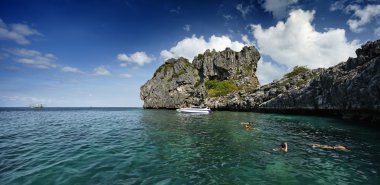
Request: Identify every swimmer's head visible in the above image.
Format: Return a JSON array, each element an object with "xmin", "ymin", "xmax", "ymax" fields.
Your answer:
[{"xmin": 281, "ymin": 142, "xmax": 287, "ymax": 148}]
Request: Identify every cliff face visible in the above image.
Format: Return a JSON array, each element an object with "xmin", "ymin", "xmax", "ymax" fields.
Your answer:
[
  {"xmin": 140, "ymin": 46, "xmax": 261, "ymax": 108},
  {"xmin": 206, "ymin": 67, "xmax": 324, "ymax": 110},
  {"xmin": 193, "ymin": 46, "xmax": 260, "ymax": 91},
  {"xmin": 140, "ymin": 40, "xmax": 380, "ymax": 123},
  {"xmin": 140, "ymin": 57, "xmax": 205, "ymax": 109},
  {"xmin": 259, "ymin": 40, "xmax": 380, "ymax": 116}
]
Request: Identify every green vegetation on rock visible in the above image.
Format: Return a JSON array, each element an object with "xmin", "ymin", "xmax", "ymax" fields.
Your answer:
[
  {"xmin": 196, "ymin": 54, "xmax": 204, "ymax": 60},
  {"xmin": 194, "ymin": 80, "xmax": 201, "ymax": 87},
  {"xmin": 153, "ymin": 63, "xmax": 174, "ymax": 77},
  {"xmin": 296, "ymin": 79, "xmax": 307, "ymax": 87},
  {"xmin": 168, "ymin": 69, "xmax": 186, "ymax": 81},
  {"xmin": 285, "ymin": 66, "xmax": 310, "ymax": 78},
  {"xmin": 243, "ymin": 65, "xmax": 253, "ymax": 75},
  {"xmin": 205, "ymin": 79, "xmax": 238, "ymax": 97}
]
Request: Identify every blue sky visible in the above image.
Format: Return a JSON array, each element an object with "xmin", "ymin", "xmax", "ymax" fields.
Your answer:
[{"xmin": 0, "ymin": 0, "xmax": 379, "ymax": 107}]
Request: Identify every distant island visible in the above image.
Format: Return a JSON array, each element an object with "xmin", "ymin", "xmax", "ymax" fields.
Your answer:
[{"xmin": 140, "ymin": 40, "xmax": 380, "ymax": 124}]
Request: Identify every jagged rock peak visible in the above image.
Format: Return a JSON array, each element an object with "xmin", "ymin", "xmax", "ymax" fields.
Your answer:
[
  {"xmin": 140, "ymin": 57, "xmax": 204, "ymax": 109},
  {"xmin": 193, "ymin": 46, "xmax": 260, "ymax": 90},
  {"xmin": 355, "ymin": 39, "xmax": 380, "ymax": 60},
  {"xmin": 140, "ymin": 45, "xmax": 262, "ymax": 109}
]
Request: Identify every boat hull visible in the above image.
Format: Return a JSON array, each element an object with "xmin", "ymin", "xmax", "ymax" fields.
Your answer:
[{"xmin": 176, "ymin": 108, "xmax": 212, "ymax": 114}]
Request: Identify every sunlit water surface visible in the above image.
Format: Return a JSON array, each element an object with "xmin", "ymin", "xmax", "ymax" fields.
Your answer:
[{"xmin": 0, "ymin": 108, "xmax": 379, "ymax": 184}]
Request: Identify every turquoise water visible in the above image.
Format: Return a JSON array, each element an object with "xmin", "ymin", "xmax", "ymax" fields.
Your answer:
[{"xmin": 0, "ymin": 108, "xmax": 379, "ymax": 184}]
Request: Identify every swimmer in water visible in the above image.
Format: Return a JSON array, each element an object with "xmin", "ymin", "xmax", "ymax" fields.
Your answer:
[
  {"xmin": 242, "ymin": 122, "xmax": 253, "ymax": 130},
  {"xmin": 281, "ymin": 142, "xmax": 288, "ymax": 153},
  {"xmin": 312, "ymin": 144, "xmax": 348, "ymax": 150},
  {"xmin": 273, "ymin": 142, "xmax": 288, "ymax": 153}
]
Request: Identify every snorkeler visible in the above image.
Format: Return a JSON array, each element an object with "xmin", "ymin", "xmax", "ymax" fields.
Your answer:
[
  {"xmin": 273, "ymin": 142, "xmax": 288, "ymax": 153},
  {"xmin": 242, "ymin": 122, "xmax": 253, "ymax": 130},
  {"xmin": 281, "ymin": 142, "xmax": 288, "ymax": 152},
  {"xmin": 312, "ymin": 144, "xmax": 348, "ymax": 150}
]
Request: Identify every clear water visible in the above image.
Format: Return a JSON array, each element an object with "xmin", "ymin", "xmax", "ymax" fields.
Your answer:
[{"xmin": 0, "ymin": 108, "xmax": 379, "ymax": 185}]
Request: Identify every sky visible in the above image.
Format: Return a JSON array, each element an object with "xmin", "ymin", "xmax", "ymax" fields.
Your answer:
[{"xmin": 0, "ymin": 0, "xmax": 379, "ymax": 107}]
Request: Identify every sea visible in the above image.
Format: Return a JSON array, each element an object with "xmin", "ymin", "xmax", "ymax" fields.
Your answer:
[{"xmin": 0, "ymin": 107, "xmax": 379, "ymax": 185}]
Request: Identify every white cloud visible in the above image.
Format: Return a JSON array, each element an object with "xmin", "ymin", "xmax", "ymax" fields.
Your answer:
[
  {"xmin": 329, "ymin": 0, "xmax": 347, "ymax": 11},
  {"xmin": 61, "ymin": 66, "xmax": 82, "ymax": 73},
  {"xmin": 261, "ymin": 0, "xmax": 298, "ymax": 19},
  {"xmin": 256, "ymin": 59, "xmax": 287, "ymax": 84},
  {"xmin": 9, "ymin": 48, "xmax": 57, "ymax": 69},
  {"xmin": 94, "ymin": 65, "xmax": 111, "ymax": 76},
  {"xmin": 251, "ymin": 9, "xmax": 359, "ymax": 70},
  {"xmin": 375, "ymin": 26, "xmax": 380, "ymax": 37},
  {"xmin": 241, "ymin": 34, "xmax": 253, "ymax": 45},
  {"xmin": 120, "ymin": 73, "xmax": 132, "ymax": 78},
  {"xmin": 117, "ymin": 51, "xmax": 154, "ymax": 67},
  {"xmin": 346, "ymin": 4, "xmax": 380, "ymax": 33},
  {"xmin": 0, "ymin": 18, "xmax": 42, "ymax": 45},
  {"xmin": 160, "ymin": 35, "xmax": 246, "ymax": 61},
  {"xmin": 236, "ymin": 3, "xmax": 253, "ymax": 18},
  {"xmin": 183, "ymin": 24, "xmax": 191, "ymax": 32}
]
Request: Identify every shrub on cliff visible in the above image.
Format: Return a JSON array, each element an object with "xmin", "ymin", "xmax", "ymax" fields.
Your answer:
[
  {"xmin": 205, "ymin": 80, "xmax": 238, "ymax": 97},
  {"xmin": 285, "ymin": 66, "xmax": 310, "ymax": 78},
  {"xmin": 153, "ymin": 63, "xmax": 173, "ymax": 77}
]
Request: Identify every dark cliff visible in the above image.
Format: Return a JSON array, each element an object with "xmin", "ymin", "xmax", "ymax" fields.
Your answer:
[{"xmin": 258, "ymin": 40, "xmax": 380, "ymax": 123}]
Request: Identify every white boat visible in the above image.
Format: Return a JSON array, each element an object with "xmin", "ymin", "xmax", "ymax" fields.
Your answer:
[
  {"xmin": 30, "ymin": 104, "xmax": 43, "ymax": 109},
  {"xmin": 176, "ymin": 106, "xmax": 212, "ymax": 113}
]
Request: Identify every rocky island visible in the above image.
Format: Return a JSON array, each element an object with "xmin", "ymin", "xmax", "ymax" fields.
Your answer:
[{"xmin": 141, "ymin": 40, "xmax": 380, "ymax": 124}]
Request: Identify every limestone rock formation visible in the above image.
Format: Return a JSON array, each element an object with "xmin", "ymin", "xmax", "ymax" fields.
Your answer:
[
  {"xmin": 259, "ymin": 40, "xmax": 380, "ymax": 123},
  {"xmin": 204, "ymin": 67, "xmax": 323, "ymax": 110},
  {"xmin": 140, "ymin": 57, "xmax": 205, "ymax": 109},
  {"xmin": 140, "ymin": 39, "xmax": 380, "ymax": 124},
  {"xmin": 140, "ymin": 46, "xmax": 261, "ymax": 108},
  {"xmin": 193, "ymin": 46, "xmax": 260, "ymax": 91}
]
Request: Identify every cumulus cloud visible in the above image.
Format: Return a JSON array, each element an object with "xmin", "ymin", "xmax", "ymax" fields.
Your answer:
[
  {"xmin": 251, "ymin": 9, "xmax": 359, "ymax": 70},
  {"xmin": 120, "ymin": 73, "xmax": 132, "ymax": 78},
  {"xmin": 9, "ymin": 48, "xmax": 57, "ymax": 69},
  {"xmin": 160, "ymin": 35, "xmax": 245, "ymax": 61},
  {"xmin": 345, "ymin": 4, "xmax": 380, "ymax": 33},
  {"xmin": 236, "ymin": 3, "xmax": 253, "ymax": 18},
  {"xmin": 0, "ymin": 18, "xmax": 42, "ymax": 45},
  {"xmin": 241, "ymin": 34, "xmax": 253, "ymax": 45},
  {"xmin": 61, "ymin": 66, "xmax": 83, "ymax": 73},
  {"xmin": 261, "ymin": 0, "xmax": 298, "ymax": 19},
  {"xmin": 183, "ymin": 24, "xmax": 191, "ymax": 32},
  {"xmin": 256, "ymin": 59, "xmax": 287, "ymax": 84},
  {"xmin": 117, "ymin": 51, "xmax": 154, "ymax": 67},
  {"xmin": 94, "ymin": 65, "xmax": 111, "ymax": 76}
]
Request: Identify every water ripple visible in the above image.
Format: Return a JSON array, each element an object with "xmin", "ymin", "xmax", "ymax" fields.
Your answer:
[{"xmin": 0, "ymin": 108, "xmax": 380, "ymax": 184}]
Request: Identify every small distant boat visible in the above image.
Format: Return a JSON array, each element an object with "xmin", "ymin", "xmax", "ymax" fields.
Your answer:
[
  {"xmin": 176, "ymin": 106, "xmax": 212, "ymax": 113},
  {"xmin": 30, "ymin": 104, "xmax": 43, "ymax": 109}
]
